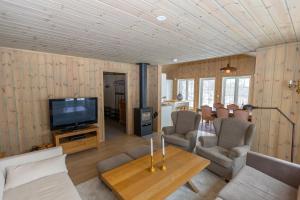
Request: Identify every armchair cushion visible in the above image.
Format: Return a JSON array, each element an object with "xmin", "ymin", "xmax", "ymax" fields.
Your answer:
[
  {"xmin": 213, "ymin": 118, "xmax": 222, "ymax": 136},
  {"xmin": 185, "ymin": 130, "xmax": 198, "ymax": 152},
  {"xmin": 164, "ymin": 134, "xmax": 189, "ymax": 149},
  {"xmin": 162, "ymin": 126, "xmax": 175, "ymax": 135},
  {"xmin": 218, "ymin": 118, "xmax": 251, "ymax": 149},
  {"xmin": 228, "ymin": 145, "xmax": 250, "ymax": 159},
  {"xmin": 185, "ymin": 130, "xmax": 197, "ymax": 140},
  {"xmin": 196, "ymin": 146, "xmax": 232, "ymax": 168},
  {"xmin": 174, "ymin": 111, "xmax": 197, "ymax": 134},
  {"xmin": 198, "ymin": 135, "xmax": 218, "ymax": 148},
  {"xmin": 245, "ymin": 124, "xmax": 256, "ymax": 145}
]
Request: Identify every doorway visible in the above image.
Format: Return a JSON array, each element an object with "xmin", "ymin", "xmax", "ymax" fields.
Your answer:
[{"xmin": 103, "ymin": 72, "xmax": 127, "ymax": 140}]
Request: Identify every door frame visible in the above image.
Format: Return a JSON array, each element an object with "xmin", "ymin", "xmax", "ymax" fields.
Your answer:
[{"xmin": 102, "ymin": 71, "xmax": 129, "ymax": 140}]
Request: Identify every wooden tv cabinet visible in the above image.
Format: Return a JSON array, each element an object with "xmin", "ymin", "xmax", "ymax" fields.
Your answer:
[{"xmin": 53, "ymin": 125, "xmax": 99, "ymax": 154}]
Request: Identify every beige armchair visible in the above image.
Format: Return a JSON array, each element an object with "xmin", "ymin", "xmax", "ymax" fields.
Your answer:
[
  {"xmin": 196, "ymin": 118, "xmax": 255, "ymax": 179},
  {"xmin": 162, "ymin": 111, "xmax": 201, "ymax": 152}
]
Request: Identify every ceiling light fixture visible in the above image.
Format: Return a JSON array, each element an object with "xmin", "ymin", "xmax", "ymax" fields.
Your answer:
[
  {"xmin": 156, "ymin": 15, "xmax": 167, "ymax": 21},
  {"xmin": 220, "ymin": 63, "xmax": 237, "ymax": 74},
  {"xmin": 220, "ymin": 58, "xmax": 237, "ymax": 74}
]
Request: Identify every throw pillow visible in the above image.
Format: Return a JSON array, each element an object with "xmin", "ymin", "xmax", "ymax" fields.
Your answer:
[{"xmin": 4, "ymin": 154, "xmax": 67, "ymax": 191}]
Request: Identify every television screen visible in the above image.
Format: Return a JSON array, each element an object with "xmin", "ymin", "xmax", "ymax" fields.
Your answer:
[{"xmin": 49, "ymin": 97, "xmax": 98, "ymax": 130}]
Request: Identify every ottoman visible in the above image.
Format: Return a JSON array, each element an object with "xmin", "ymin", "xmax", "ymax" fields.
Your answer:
[
  {"xmin": 126, "ymin": 145, "xmax": 151, "ymax": 159},
  {"xmin": 97, "ymin": 153, "xmax": 133, "ymax": 174}
]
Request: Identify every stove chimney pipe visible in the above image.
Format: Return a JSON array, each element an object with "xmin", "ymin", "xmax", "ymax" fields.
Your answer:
[{"xmin": 137, "ymin": 63, "xmax": 149, "ymax": 108}]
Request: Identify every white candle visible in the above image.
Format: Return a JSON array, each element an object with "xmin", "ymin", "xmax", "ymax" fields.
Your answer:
[
  {"xmin": 150, "ymin": 138, "xmax": 153, "ymax": 156},
  {"xmin": 162, "ymin": 137, "xmax": 165, "ymax": 156}
]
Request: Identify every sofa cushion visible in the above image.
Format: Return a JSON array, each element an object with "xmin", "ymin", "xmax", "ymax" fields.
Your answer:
[
  {"xmin": 126, "ymin": 145, "xmax": 150, "ymax": 159},
  {"xmin": 5, "ymin": 154, "xmax": 67, "ymax": 191},
  {"xmin": 0, "ymin": 173, "xmax": 4, "ymax": 200},
  {"xmin": 218, "ymin": 166, "xmax": 297, "ymax": 200},
  {"xmin": 174, "ymin": 111, "xmax": 196, "ymax": 134},
  {"xmin": 164, "ymin": 133, "xmax": 189, "ymax": 148},
  {"xmin": 97, "ymin": 153, "xmax": 133, "ymax": 173},
  {"xmin": 218, "ymin": 118, "xmax": 250, "ymax": 149},
  {"xmin": 196, "ymin": 146, "xmax": 232, "ymax": 168},
  {"xmin": 0, "ymin": 147, "xmax": 63, "ymax": 178},
  {"xmin": 3, "ymin": 172, "xmax": 81, "ymax": 200}
]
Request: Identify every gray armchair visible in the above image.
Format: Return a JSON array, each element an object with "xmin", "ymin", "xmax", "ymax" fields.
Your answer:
[
  {"xmin": 162, "ymin": 110, "xmax": 201, "ymax": 152},
  {"xmin": 196, "ymin": 118, "xmax": 255, "ymax": 179}
]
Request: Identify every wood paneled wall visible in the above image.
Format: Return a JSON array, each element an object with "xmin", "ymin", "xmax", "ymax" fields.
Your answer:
[
  {"xmin": 162, "ymin": 55, "xmax": 256, "ymax": 108},
  {"xmin": 0, "ymin": 47, "xmax": 158, "ymax": 155},
  {"xmin": 252, "ymin": 42, "xmax": 300, "ymax": 163},
  {"xmin": 147, "ymin": 65, "xmax": 161, "ymax": 131}
]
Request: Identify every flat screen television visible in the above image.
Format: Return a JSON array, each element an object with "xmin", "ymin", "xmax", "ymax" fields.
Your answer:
[{"xmin": 49, "ymin": 97, "xmax": 98, "ymax": 131}]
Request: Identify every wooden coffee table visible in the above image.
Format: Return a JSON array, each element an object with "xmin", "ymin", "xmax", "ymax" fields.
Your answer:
[
  {"xmin": 0, "ymin": 152, "xmax": 5, "ymax": 159},
  {"xmin": 101, "ymin": 146, "xmax": 210, "ymax": 200}
]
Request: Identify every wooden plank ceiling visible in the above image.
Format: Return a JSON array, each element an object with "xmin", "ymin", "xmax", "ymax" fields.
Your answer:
[{"xmin": 0, "ymin": 0, "xmax": 299, "ymax": 64}]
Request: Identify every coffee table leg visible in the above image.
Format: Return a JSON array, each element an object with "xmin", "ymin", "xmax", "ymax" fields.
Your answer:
[{"xmin": 186, "ymin": 180, "xmax": 199, "ymax": 193}]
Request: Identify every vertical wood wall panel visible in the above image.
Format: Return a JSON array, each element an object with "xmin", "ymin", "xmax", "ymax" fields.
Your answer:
[
  {"xmin": 0, "ymin": 47, "xmax": 159, "ymax": 155},
  {"xmin": 252, "ymin": 50, "xmax": 266, "ymax": 152},
  {"xmin": 147, "ymin": 66, "xmax": 161, "ymax": 132},
  {"xmin": 253, "ymin": 42, "xmax": 300, "ymax": 163},
  {"xmin": 258, "ymin": 47, "xmax": 275, "ymax": 154}
]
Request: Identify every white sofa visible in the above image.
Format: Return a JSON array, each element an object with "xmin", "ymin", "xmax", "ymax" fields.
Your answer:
[{"xmin": 0, "ymin": 147, "xmax": 81, "ymax": 200}]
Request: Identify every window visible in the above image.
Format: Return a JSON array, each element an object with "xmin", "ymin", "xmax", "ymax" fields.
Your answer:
[
  {"xmin": 199, "ymin": 78, "xmax": 215, "ymax": 107},
  {"xmin": 223, "ymin": 78, "xmax": 236, "ymax": 106},
  {"xmin": 177, "ymin": 79, "xmax": 194, "ymax": 108},
  {"xmin": 161, "ymin": 74, "xmax": 173, "ymax": 100},
  {"xmin": 222, "ymin": 76, "xmax": 251, "ymax": 106},
  {"xmin": 166, "ymin": 80, "xmax": 173, "ymax": 100},
  {"xmin": 237, "ymin": 77, "xmax": 250, "ymax": 105}
]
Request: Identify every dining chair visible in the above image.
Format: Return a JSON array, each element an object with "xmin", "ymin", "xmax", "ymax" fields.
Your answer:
[
  {"xmin": 234, "ymin": 109, "xmax": 249, "ymax": 122},
  {"xmin": 216, "ymin": 108, "xmax": 229, "ymax": 118},
  {"xmin": 201, "ymin": 105, "xmax": 214, "ymax": 128},
  {"xmin": 227, "ymin": 104, "xmax": 239, "ymax": 111},
  {"xmin": 213, "ymin": 102, "xmax": 224, "ymax": 109}
]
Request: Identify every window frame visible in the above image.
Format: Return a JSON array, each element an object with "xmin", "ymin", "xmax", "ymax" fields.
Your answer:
[
  {"xmin": 222, "ymin": 75, "xmax": 251, "ymax": 106},
  {"xmin": 199, "ymin": 77, "xmax": 216, "ymax": 107},
  {"xmin": 177, "ymin": 78, "xmax": 195, "ymax": 108}
]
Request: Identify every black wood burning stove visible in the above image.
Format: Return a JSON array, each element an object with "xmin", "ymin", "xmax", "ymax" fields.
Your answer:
[
  {"xmin": 134, "ymin": 63, "xmax": 153, "ymax": 136},
  {"xmin": 134, "ymin": 107, "xmax": 153, "ymax": 136}
]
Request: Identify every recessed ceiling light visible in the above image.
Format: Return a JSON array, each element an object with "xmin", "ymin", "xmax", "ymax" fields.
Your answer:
[
  {"xmin": 173, "ymin": 58, "xmax": 178, "ymax": 63},
  {"xmin": 156, "ymin": 15, "xmax": 167, "ymax": 21}
]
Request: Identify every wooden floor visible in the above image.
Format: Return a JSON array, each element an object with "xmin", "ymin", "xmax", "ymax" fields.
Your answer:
[{"xmin": 66, "ymin": 120, "xmax": 159, "ymax": 185}]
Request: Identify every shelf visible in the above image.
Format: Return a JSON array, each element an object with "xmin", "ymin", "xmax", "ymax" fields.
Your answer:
[{"xmin": 53, "ymin": 125, "xmax": 99, "ymax": 154}]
